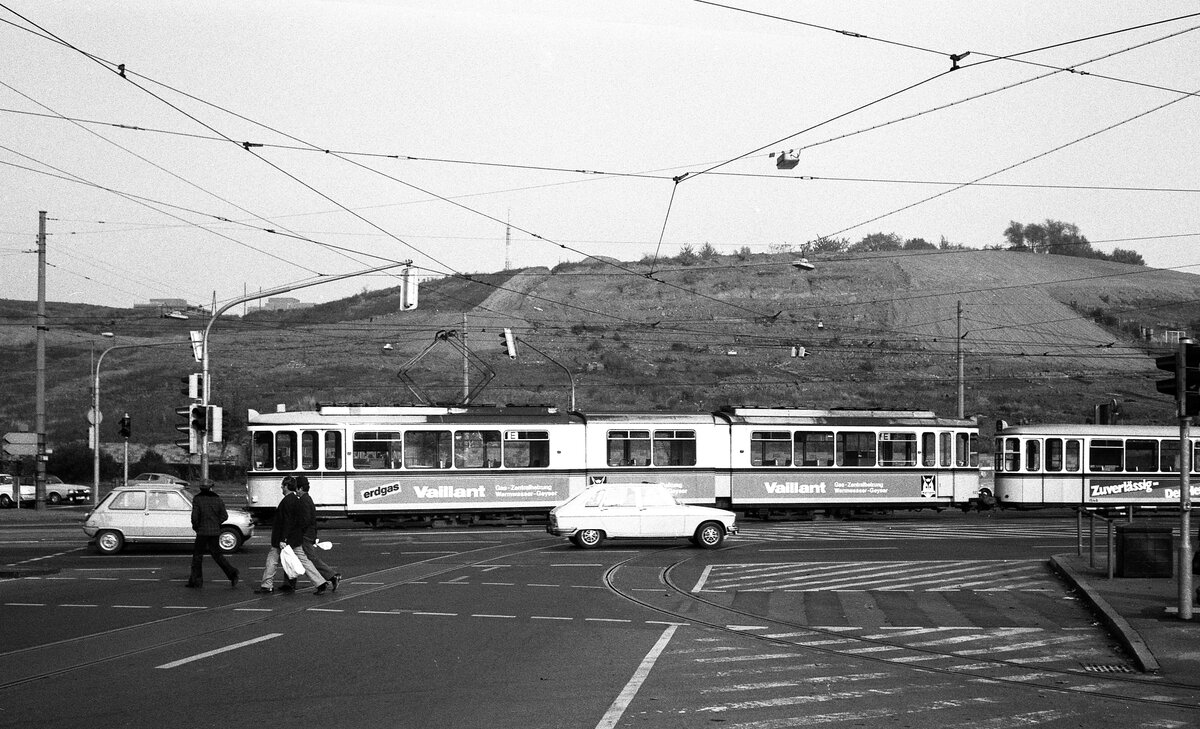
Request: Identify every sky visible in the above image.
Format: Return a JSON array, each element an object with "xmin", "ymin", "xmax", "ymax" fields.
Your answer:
[{"xmin": 1, "ymin": 0, "xmax": 1199, "ymax": 310}]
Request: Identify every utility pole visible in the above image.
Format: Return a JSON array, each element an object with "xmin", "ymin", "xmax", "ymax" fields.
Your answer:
[
  {"xmin": 956, "ymin": 301, "xmax": 964, "ymax": 419},
  {"xmin": 504, "ymin": 210, "xmax": 512, "ymax": 270},
  {"xmin": 35, "ymin": 212, "xmax": 47, "ymax": 509},
  {"xmin": 462, "ymin": 313, "xmax": 469, "ymax": 402}
]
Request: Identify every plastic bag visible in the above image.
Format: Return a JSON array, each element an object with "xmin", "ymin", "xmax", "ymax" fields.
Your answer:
[
  {"xmin": 315, "ymin": 540, "xmax": 333, "ymax": 551},
  {"xmin": 280, "ymin": 544, "xmax": 304, "ymax": 579}
]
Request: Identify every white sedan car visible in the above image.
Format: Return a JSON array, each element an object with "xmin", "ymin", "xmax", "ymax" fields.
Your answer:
[{"xmin": 547, "ymin": 483, "xmax": 737, "ymax": 549}]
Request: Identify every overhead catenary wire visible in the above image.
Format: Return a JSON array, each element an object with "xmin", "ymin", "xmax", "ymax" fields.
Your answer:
[{"xmin": 4, "ymin": 2, "xmax": 1195, "ymax": 366}]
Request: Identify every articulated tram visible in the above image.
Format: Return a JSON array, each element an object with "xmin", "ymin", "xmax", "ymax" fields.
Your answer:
[
  {"xmin": 994, "ymin": 422, "xmax": 1200, "ymax": 508},
  {"xmin": 245, "ymin": 404, "xmax": 983, "ymax": 523}
]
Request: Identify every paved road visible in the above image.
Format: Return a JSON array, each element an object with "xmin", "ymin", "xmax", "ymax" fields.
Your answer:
[{"xmin": 2, "ymin": 515, "xmax": 1197, "ymax": 728}]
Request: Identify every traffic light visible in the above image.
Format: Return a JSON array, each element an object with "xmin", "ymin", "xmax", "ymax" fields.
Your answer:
[
  {"xmin": 180, "ymin": 373, "xmax": 204, "ymax": 399},
  {"xmin": 118, "ymin": 413, "xmax": 131, "ymax": 439},
  {"xmin": 500, "ymin": 328, "xmax": 517, "ymax": 359},
  {"xmin": 1155, "ymin": 342, "xmax": 1200, "ymax": 417},
  {"xmin": 174, "ymin": 405, "xmax": 198, "ymax": 453},
  {"xmin": 207, "ymin": 405, "xmax": 223, "ymax": 443},
  {"xmin": 190, "ymin": 403, "xmax": 208, "ymax": 434}
]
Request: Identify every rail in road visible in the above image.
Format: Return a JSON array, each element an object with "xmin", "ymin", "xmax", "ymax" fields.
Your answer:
[{"xmin": 602, "ymin": 548, "xmax": 1200, "ymax": 724}]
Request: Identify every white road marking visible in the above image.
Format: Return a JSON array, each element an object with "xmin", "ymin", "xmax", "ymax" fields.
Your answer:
[
  {"xmin": 595, "ymin": 624, "xmax": 678, "ymax": 729},
  {"xmin": 156, "ymin": 633, "xmax": 283, "ymax": 669}
]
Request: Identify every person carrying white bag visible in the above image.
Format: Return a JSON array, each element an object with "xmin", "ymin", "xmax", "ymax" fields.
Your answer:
[{"xmin": 254, "ymin": 475, "xmax": 329, "ymax": 594}]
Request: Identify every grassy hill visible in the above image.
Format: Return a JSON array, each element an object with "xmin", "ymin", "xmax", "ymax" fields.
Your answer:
[{"xmin": 2, "ymin": 248, "xmax": 1199, "ymax": 472}]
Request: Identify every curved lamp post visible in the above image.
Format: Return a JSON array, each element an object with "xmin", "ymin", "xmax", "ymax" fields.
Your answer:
[
  {"xmin": 92, "ymin": 339, "xmax": 190, "ymax": 505},
  {"xmin": 198, "ymin": 260, "xmax": 412, "ymax": 481}
]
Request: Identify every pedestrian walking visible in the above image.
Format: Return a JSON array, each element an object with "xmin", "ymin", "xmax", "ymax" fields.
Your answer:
[
  {"xmin": 186, "ymin": 480, "xmax": 239, "ymax": 588},
  {"xmin": 254, "ymin": 475, "xmax": 329, "ymax": 594},
  {"xmin": 297, "ymin": 475, "xmax": 341, "ymax": 593}
]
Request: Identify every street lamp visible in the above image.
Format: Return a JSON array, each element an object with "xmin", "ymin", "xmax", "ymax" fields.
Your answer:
[
  {"xmin": 92, "ymin": 339, "xmax": 190, "ymax": 505},
  {"xmin": 198, "ymin": 260, "xmax": 413, "ymax": 481}
]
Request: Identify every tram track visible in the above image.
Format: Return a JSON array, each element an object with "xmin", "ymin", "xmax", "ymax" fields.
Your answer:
[
  {"xmin": 601, "ymin": 545, "xmax": 1200, "ymax": 712},
  {"xmin": 0, "ymin": 536, "xmax": 561, "ymax": 691}
]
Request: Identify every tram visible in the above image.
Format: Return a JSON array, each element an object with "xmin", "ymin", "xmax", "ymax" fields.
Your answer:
[
  {"xmin": 993, "ymin": 422, "xmax": 1200, "ymax": 508},
  {"xmin": 245, "ymin": 404, "xmax": 982, "ymax": 522}
]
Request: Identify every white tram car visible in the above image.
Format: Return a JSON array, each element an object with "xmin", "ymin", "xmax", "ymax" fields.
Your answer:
[
  {"xmin": 245, "ymin": 404, "xmax": 982, "ymax": 522},
  {"xmin": 994, "ymin": 422, "xmax": 1200, "ymax": 508}
]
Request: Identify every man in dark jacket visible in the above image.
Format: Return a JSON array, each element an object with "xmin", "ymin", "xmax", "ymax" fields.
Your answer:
[
  {"xmin": 186, "ymin": 480, "xmax": 239, "ymax": 588},
  {"xmin": 297, "ymin": 476, "xmax": 340, "ymax": 593},
  {"xmin": 255, "ymin": 475, "xmax": 328, "ymax": 594}
]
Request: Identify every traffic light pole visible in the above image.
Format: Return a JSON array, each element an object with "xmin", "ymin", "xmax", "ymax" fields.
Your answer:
[
  {"xmin": 1178, "ymin": 338, "xmax": 1193, "ymax": 621},
  {"xmin": 198, "ymin": 260, "xmax": 412, "ymax": 482},
  {"xmin": 92, "ymin": 340, "xmax": 189, "ymax": 506}
]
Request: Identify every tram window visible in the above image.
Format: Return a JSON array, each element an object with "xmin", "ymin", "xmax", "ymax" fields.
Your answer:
[
  {"xmin": 653, "ymin": 430, "xmax": 696, "ymax": 467},
  {"xmin": 751, "ymin": 431, "xmax": 791, "ymax": 467},
  {"xmin": 1001, "ymin": 438, "xmax": 1020, "ymax": 472},
  {"xmin": 796, "ymin": 431, "xmax": 834, "ymax": 467},
  {"xmin": 962, "ymin": 432, "xmax": 980, "ymax": 467},
  {"xmin": 879, "ymin": 432, "xmax": 917, "ymax": 467},
  {"xmin": 1025, "ymin": 440, "xmax": 1041, "ymax": 471},
  {"xmin": 836, "ymin": 431, "xmax": 877, "ymax": 467},
  {"xmin": 301, "ymin": 431, "xmax": 319, "ymax": 470},
  {"xmin": 252, "ymin": 431, "xmax": 275, "ymax": 471},
  {"xmin": 503, "ymin": 431, "xmax": 550, "ymax": 468},
  {"xmin": 454, "ymin": 430, "xmax": 502, "ymax": 469},
  {"xmin": 405, "ymin": 431, "xmax": 451, "ymax": 469},
  {"xmin": 1089, "ymin": 439, "xmax": 1123, "ymax": 472},
  {"xmin": 938, "ymin": 432, "xmax": 952, "ymax": 467},
  {"xmin": 352, "ymin": 431, "xmax": 402, "ymax": 470},
  {"xmin": 1126, "ymin": 439, "xmax": 1158, "ymax": 472},
  {"xmin": 1160, "ymin": 440, "xmax": 1180, "ymax": 472},
  {"xmin": 1046, "ymin": 438, "xmax": 1063, "ymax": 472},
  {"xmin": 324, "ymin": 431, "xmax": 342, "ymax": 470},
  {"xmin": 276, "ymin": 431, "xmax": 297, "ymax": 471},
  {"xmin": 922, "ymin": 433, "xmax": 938, "ymax": 467},
  {"xmin": 1065, "ymin": 440, "xmax": 1080, "ymax": 471},
  {"xmin": 608, "ymin": 430, "xmax": 651, "ymax": 467}
]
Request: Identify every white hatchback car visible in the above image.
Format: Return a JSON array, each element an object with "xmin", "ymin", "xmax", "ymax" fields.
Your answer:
[
  {"xmin": 547, "ymin": 483, "xmax": 737, "ymax": 549},
  {"xmin": 83, "ymin": 485, "xmax": 254, "ymax": 555}
]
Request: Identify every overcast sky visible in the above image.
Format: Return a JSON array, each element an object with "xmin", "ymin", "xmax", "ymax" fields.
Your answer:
[{"xmin": 2, "ymin": 0, "xmax": 1198, "ymax": 310}]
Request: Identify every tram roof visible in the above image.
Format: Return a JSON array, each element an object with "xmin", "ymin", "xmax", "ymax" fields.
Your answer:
[
  {"xmin": 578, "ymin": 412, "xmax": 725, "ymax": 425},
  {"xmin": 248, "ymin": 404, "xmax": 582, "ymax": 426},
  {"xmin": 718, "ymin": 406, "xmax": 976, "ymax": 428},
  {"xmin": 995, "ymin": 423, "xmax": 1183, "ymax": 437}
]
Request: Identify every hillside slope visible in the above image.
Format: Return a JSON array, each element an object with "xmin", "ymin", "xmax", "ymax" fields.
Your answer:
[{"xmin": 2, "ymin": 249, "xmax": 1199, "ymax": 459}]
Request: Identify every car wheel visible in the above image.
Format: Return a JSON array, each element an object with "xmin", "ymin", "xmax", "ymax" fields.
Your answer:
[
  {"xmin": 217, "ymin": 527, "xmax": 243, "ymax": 553},
  {"xmin": 575, "ymin": 528, "xmax": 604, "ymax": 549},
  {"xmin": 694, "ymin": 522, "xmax": 725, "ymax": 549},
  {"xmin": 0, "ymin": 494, "xmax": 11, "ymax": 508},
  {"xmin": 47, "ymin": 492, "xmax": 62, "ymax": 505},
  {"xmin": 96, "ymin": 530, "xmax": 125, "ymax": 554}
]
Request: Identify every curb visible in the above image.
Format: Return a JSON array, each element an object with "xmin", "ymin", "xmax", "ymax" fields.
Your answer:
[{"xmin": 1049, "ymin": 554, "xmax": 1159, "ymax": 674}]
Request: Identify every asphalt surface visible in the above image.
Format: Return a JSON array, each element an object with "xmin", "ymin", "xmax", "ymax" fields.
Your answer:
[{"xmin": 6, "ymin": 503, "xmax": 1200, "ymax": 687}]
